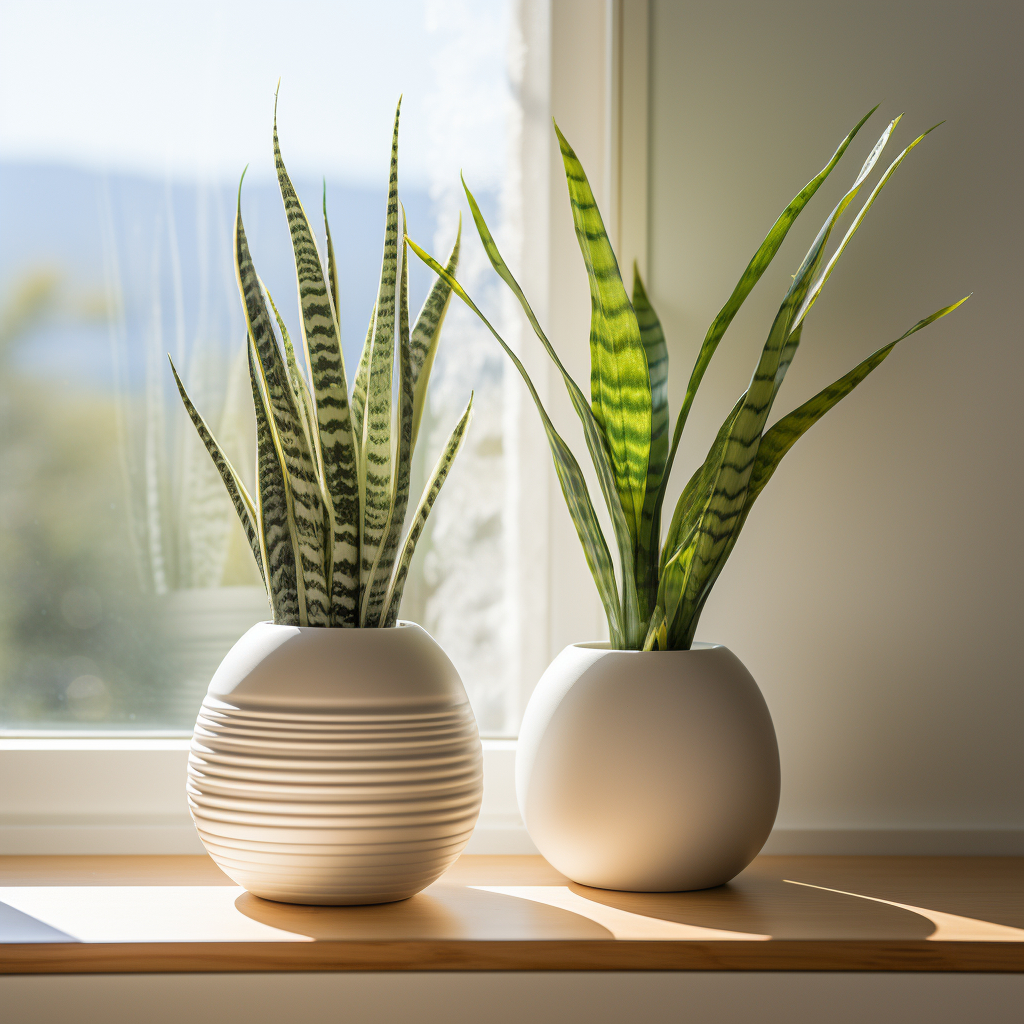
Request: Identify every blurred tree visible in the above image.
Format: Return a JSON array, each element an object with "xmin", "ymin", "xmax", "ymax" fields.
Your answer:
[{"xmin": 0, "ymin": 270, "xmax": 172, "ymax": 727}]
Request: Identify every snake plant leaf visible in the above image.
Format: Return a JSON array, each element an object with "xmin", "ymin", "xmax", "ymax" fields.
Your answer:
[
  {"xmin": 656, "ymin": 106, "xmax": 882, "ymax": 518},
  {"xmin": 323, "ymin": 181, "xmax": 341, "ymax": 321},
  {"xmin": 660, "ymin": 123, "xmax": 898, "ymax": 650},
  {"xmin": 748, "ymin": 297, "xmax": 969, "ymax": 514},
  {"xmin": 793, "ymin": 122, "xmax": 943, "ymax": 329},
  {"xmin": 234, "ymin": 178, "xmax": 328, "ymax": 626},
  {"xmin": 408, "ymin": 236, "xmax": 625, "ymax": 646},
  {"xmin": 247, "ymin": 339, "xmax": 301, "ymax": 624},
  {"xmin": 457, "ymin": 184, "xmax": 642, "ymax": 647},
  {"xmin": 359, "ymin": 99, "xmax": 402, "ymax": 624},
  {"xmin": 350, "ymin": 306, "xmax": 374, "ymax": 467},
  {"xmin": 642, "ymin": 604, "xmax": 667, "ymax": 651},
  {"xmin": 274, "ymin": 104, "xmax": 360, "ymax": 626},
  {"xmin": 675, "ymin": 297, "xmax": 969, "ymax": 648},
  {"xmin": 555, "ymin": 123, "xmax": 651, "ymax": 549},
  {"xmin": 364, "ymin": 228, "xmax": 415, "ymax": 627},
  {"xmin": 168, "ymin": 356, "xmax": 266, "ymax": 588},
  {"xmin": 262, "ymin": 283, "xmax": 318, "ymax": 459},
  {"xmin": 409, "ymin": 218, "xmax": 460, "ymax": 451},
  {"xmin": 631, "ymin": 266, "xmax": 669, "ymax": 618},
  {"xmin": 380, "ymin": 393, "xmax": 474, "ymax": 629},
  {"xmin": 660, "ymin": 393, "xmax": 745, "ymax": 574}
]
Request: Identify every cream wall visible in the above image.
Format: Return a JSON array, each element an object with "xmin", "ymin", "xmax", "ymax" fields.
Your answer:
[{"xmin": 648, "ymin": 0, "xmax": 1023, "ymax": 836}]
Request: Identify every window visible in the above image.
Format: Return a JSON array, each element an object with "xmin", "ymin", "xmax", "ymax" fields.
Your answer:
[
  {"xmin": 0, "ymin": 0, "xmax": 644, "ymax": 854},
  {"xmin": 0, "ymin": 0, "xmax": 523, "ymax": 736}
]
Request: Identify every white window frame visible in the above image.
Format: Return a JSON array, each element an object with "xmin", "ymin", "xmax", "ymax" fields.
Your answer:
[{"xmin": 0, "ymin": 0, "xmax": 650, "ymax": 857}]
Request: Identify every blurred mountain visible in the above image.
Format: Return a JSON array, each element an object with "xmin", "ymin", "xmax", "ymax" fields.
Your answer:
[{"xmin": 0, "ymin": 161, "xmax": 440, "ymax": 389}]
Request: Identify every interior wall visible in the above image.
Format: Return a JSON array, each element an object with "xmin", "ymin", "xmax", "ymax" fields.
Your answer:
[{"xmin": 648, "ymin": 0, "xmax": 1023, "ymax": 833}]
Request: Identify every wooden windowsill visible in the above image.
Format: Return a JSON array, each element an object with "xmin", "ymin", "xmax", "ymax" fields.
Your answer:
[{"xmin": 1, "ymin": 854, "xmax": 1022, "ymax": 973}]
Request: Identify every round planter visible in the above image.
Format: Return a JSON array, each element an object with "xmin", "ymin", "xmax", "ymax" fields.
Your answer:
[
  {"xmin": 516, "ymin": 642, "xmax": 779, "ymax": 892},
  {"xmin": 187, "ymin": 621, "xmax": 482, "ymax": 905}
]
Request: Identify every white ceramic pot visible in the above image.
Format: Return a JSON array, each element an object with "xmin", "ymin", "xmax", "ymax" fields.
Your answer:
[
  {"xmin": 188, "ymin": 621, "xmax": 482, "ymax": 905},
  {"xmin": 516, "ymin": 642, "xmax": 780, "ymax": 892}
]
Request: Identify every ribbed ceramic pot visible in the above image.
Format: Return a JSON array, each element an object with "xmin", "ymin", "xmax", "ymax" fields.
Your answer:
[
  {"xmin": 516, "ymin": 642, "xmax": 780, "ymax": 892},
  {"xmin": 187, "ymin": 621, "xmax": 482, "ymax": 905}
]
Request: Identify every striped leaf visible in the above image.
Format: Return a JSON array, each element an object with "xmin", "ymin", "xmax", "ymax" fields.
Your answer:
[
  {"xmin": 658, "ymin": 122, "xmax": 898, "ymax": 649},
  {"xmin": 234, "ymin": 175, "xmax": 328, "ymax": 625},
  {"xmin": 168, "ymin": 356, "xmax": 266, "ymax": 589},
  {"xmin": 642, "ymin": 604, "xmax": 667, "ymax": 652},
  {"xmin": 457, "ymin": 185, "xmax": 642, "ymax": 646},
  {"xmin": 793, "ymin": 122, "xmax": 943, "ymax": 329},
  {"xmin": 247, "ymin": 339, "xmax": 300, "ymax": 624},
  {"xmin": 659, "ymin": 115, "xmax": 928, "ymax": 648},
  {"xmin": 408, "ymin": 236, "xmax": 625, "ymax": 646},
  {"xmin": 668, "ymin": 299, "xmax": 968, "ymax": 647},
  {"xmin": 409, "ymin": 219, "xmax": 460, "ymax": 450},
  {"xmin": 350, "ymin": 305, "xmax": 374, "ymax": 468},
  {"xmin": 262, "ymin": 284, "xmax": 318, "ymax": 457},
  {"xmin": 631, "ymin": 267, "xmax": 668, "ymax": 619},
  {"xmin": 323, "ymin": 181, "xmax": 341, "ymax": 321},
  {"xmin": 381, "ymin": 394, "xmax": 474, "ymax": 628},
  {"xmin": 364, "ymin": 226, "xmax": 414, "ymax": 627},
  {"xmin": 358, "ymin": 100, "xmax": 402, "ymax": 624},
  {"xmin": 555, "ymin": 123, "xmax": 651, "ymax": 549},
  {"xmin": 274, "ymin": 102, "xmax": 360, "ymax": 626},
  {"xmin": 747, "ymin": 298, "xmax": 969, "ymax": 515},
  {"xmin": 660, "ymin": 393, "xmax": 744, "ymax": 575},
  {"xmin": 656, "ymin": 106, "xmax": 881, "ymax": 520}
]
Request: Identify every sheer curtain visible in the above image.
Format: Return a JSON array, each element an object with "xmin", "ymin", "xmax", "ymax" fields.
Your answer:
[{"xmin": 0, "ymin": 0, "xmax": 537, "ymax": 734}]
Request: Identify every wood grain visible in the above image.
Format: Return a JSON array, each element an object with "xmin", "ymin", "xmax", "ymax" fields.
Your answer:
[{"xmin": 1, "ymin": 855, "xmax": 1021, "ymax": 973}]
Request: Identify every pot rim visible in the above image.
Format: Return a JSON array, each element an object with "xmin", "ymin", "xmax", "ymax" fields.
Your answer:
[
  {"xmin": 571, "ymin": 640, "xmax": 724, "ymax": 654},
  {"xmin": 247, "ymin": 619, "xmax": 420, "ymax": 632}
]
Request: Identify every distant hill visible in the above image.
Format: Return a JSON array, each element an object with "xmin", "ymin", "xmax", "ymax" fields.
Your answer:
[{"xmin": 0, "ymin": 162, "xmax": 449, "ymax": 390}]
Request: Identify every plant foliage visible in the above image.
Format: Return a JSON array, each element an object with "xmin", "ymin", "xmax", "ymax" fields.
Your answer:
[
  {"xmin": 409, "ymin": 108, "xmax": 967, "ymax": 650},
  {"xmin": 173, "ymin": 94, "xmax": 472, "ymax": 627}
]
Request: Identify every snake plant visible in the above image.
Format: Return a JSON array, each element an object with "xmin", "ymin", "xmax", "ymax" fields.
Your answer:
[
  {"xmin": 409, "ymin": 107, "xmax": 968, "ymax": 650},
  {"xmin": 171, "ymin": 96, "xmax": 472, "ymax": 628}
]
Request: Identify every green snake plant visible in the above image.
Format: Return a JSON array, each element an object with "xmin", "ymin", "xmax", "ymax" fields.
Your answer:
[
  {"xmin": 409, "ymin": 107, "xmax": 968, "ymax": 650},
  {"xmin": 171, "ymin": 96, "xmax": 472, "ymax": 628}
]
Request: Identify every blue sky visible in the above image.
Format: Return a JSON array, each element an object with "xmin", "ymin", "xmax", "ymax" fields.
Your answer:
[{"xmin": 0, "ymin": 0, "xmax": 509, "ymax": 188}]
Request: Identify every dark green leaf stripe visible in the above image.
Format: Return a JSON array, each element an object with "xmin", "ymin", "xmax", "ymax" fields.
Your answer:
[
  {"xmin": 631, "ymin": 266, "xmax": 668, "ymax": 619},
  {"xmin": 359, "ymin": 99, "xmax": 401, "ymax": 624},
  {"xmin": 409, "ymin": 219, "xmax": 460, "ymax": 450},
  {"xmin": 274, "ymin": 101, "xmax": 359, "ymax": 626},
  {"xmin": 656, "ymin": 106, "xmax": 881, "ymax": 527},
  {"xmin": 234, "ymin": 181, "xmax": 328, "ymax": 626},
  {"xmin": 247, "ymin": 340, "xmax": 300, "ymax": 624},
  {"xmin": 168, "ymin": 356, "xmax": 266, "ymax": 589},
  {"xmin": 364, "ymin": 228, "xmax": 414, "ymax": 627},
  {"xmin": 381, "ymin": 394, "xmax": 474, "ymax": 628},
  {"xmin": 407, "ymin": 236, "xmax": 624, "ymax": 645},
  {"xmin": 555, "ymin": 123, "xmax": 651, "ymax": 548},
  {"xmin": 455, "ymin": 187, "xmax": 642, "ymax": 646}
]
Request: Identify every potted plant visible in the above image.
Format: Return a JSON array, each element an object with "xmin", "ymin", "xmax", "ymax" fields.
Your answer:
[
  {"xmin": 171, "ymin": 94, "xmax": 480, "ymax": 905},
  {"xmin": 409, "ymin": 107, "xmax": 967, "ymax": 891}
]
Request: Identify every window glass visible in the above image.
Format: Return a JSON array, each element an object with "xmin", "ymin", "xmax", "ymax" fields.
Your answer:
[{"xmin": 0, "ymin": 0, "xmax": 516, "ymax": 734}]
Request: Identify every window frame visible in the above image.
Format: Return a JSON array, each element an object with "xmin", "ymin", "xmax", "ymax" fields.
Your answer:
[{"xmin": 0, "ymin": 0, "xmax": 650, "ymax": 857}]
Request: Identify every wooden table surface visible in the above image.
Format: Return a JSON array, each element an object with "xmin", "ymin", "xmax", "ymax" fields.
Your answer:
[{"xmin": 1, "ymin": 854, "xmax": 1022, "ymax": 973}]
